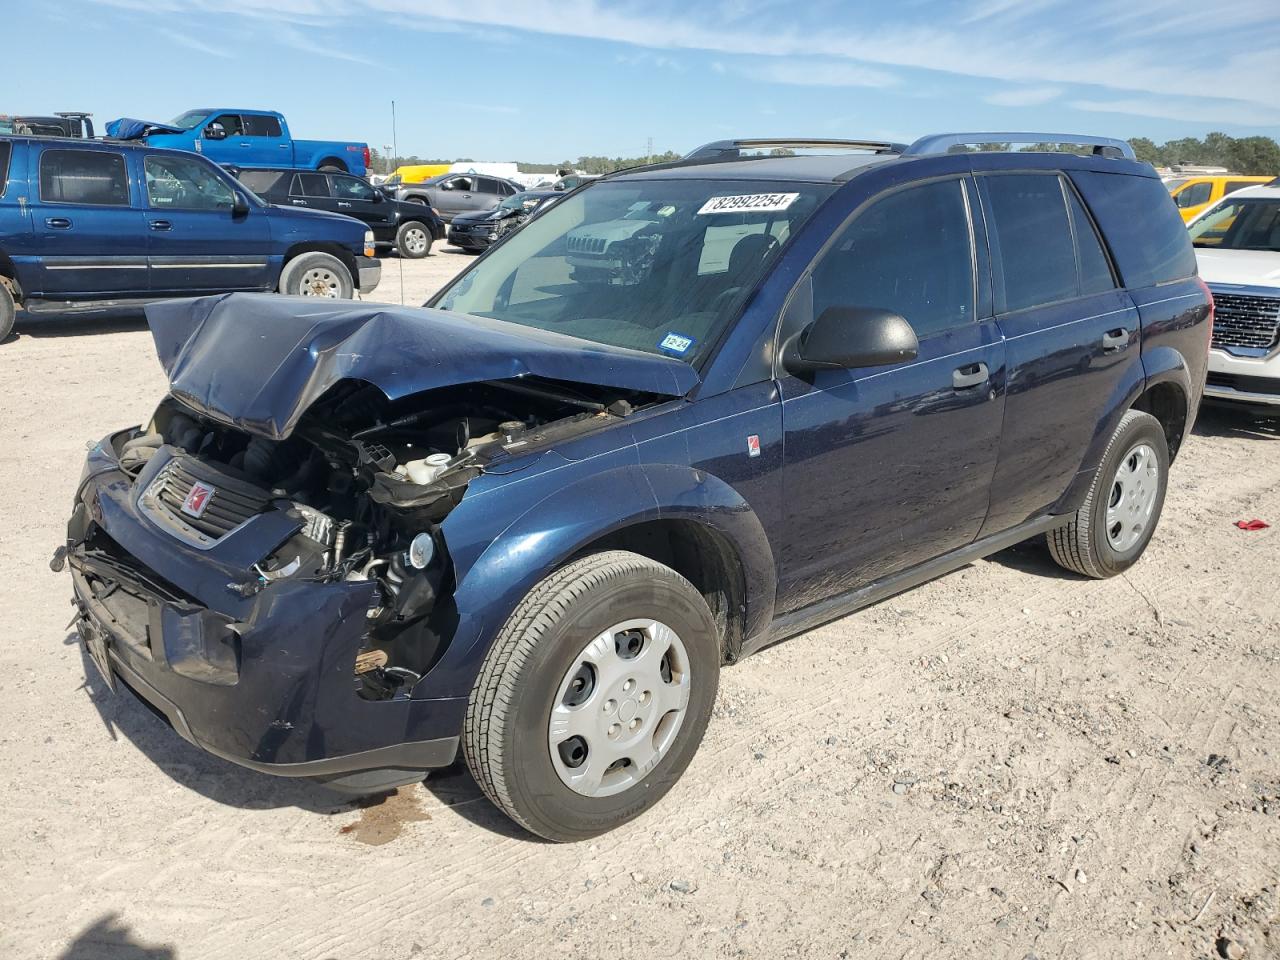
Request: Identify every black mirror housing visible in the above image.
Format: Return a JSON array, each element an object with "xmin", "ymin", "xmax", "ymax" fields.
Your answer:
[
  {"xmin": 784, "ymin": 306, "xmax": 919, "ymax": 375},
  {"xmin": 204, "ymin": 123, "xmax": 227, "ymax": 140},
  {"xmin": 231, "ymin": 191, "xmax": 250, "ymax": 217}
]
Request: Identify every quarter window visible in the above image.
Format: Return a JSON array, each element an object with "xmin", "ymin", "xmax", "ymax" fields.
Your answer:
[
  {"xmin": 1072, "ymin": 171, "xmax": 1197, "ymax": 287},
  {"xmin": 144, "ymin": 155, "xmax": 234, "ymax": 211},
  {"xmin": 983, "ymin": 174, "xmax": 1078, "ymax": 313},
  {"xmin": 242, "ymin": 115, "xmax": 282, "ymax": 137},
  {"xmin": 39, "ymin": 149, "xmax": 130, "ymax": 206},
  {"xmin": 811, "ymin": 178, "xmax": 975, "ymax": 339}
]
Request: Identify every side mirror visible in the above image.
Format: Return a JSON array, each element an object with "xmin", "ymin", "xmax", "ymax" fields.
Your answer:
[
  {"xmin": 204, "ymin": 122, "xmax": 227, "ymax": 140},
  {"xmin": 231, "ymin": 190, "xmax": 250, "ymax": 217},
  {"xmin": 371, "ymin": 190, "xmax": 384, "ymax": 203},
  {"xmin": 783, "ymin": 306, "xmax": 919, "ymax": 375}
]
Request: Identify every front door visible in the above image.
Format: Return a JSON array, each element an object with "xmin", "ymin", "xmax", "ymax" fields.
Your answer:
[
  {"xmin": 142, "ymin": 153, "xmax": 274, "ymax": 295},
  {"xmin": 329, "ymin": 174, "xmax": 393, "ymax": 236},
  {"xmin": 28, "ymin": 145, "xmax": 148, "ymax": 297},
  {"xmin": 777, "ymin": 176, "xmax": 1007, "ymax": 614}
]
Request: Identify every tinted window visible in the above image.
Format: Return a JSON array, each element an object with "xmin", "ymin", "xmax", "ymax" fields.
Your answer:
[
  {"xmin": 242, "ymin": 115, "xmax": 282, "ymax": 137},
  {"xmin": 294, "ymin": 173, "xmax": 331, "ymax": 198},
  {"xmin": 39, "ymin": 149, "xmax": 130, "ymax": 206},
  {"xmin": 1072, "ymin": 171, "xmax": 1197, "ymax": 287},
  {"xmin": 984, "ymin": 174, "xmax": 1077, "ymax": 312},
  {"xmin": 1175, "ymin": 181, "xmax": 1212, "ymax": 208},
  {"xmin": 332, "ymin": 175, "xmax": 376, "ymax": 201},
  {"xmin": 1066, "ymin": 187, "xmax": 1116, "ymax": 295},
  {"xmin": 210, "ymin": 114, "xmax": 244, "ymax": 136},
  {"xmin": 1189, "ymin": 199, "xmax": 1280, "ymax": 251},
  {"xmin": 445, "ymin": 176, "xmax": 473, "ymax": 192},
  {"xmin": 1225, "ymin": 181, "xmax": 1259, "ymax": 196},
  {"xmin": 812, "ymin": 178, "xmax": 974, "ymax": 339},
  {"xmin": 236, "ymin": 169, "xmax": 289, "ymax": 197},
  {"xmin": 0, "ymin": 142, "xmax": 10, "ymax": 195},
  {"xmin": 144, "ymin": 155, "xmax": 234, "ymax": 210}
]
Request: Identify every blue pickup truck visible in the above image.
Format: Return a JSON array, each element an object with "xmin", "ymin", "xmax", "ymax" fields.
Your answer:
[
  {"xmin": 0, "ymin": 134, "xmax": 380, "ymax": 341},
  {"xmin": 106, "ymin": 109, "xmax": 370, "ymax": 176}
]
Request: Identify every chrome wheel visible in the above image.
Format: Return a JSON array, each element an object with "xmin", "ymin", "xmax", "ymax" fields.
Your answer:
[
  {"xmin": 299, "ymin": 266, "xmax": 342, "ymax": 297},
  {"xmin": 402, "ymin": 227, "xmax": 428, "ymax": 255},
  {"xmin": 1105, "ymin": 442, "xmax": 1159, "ymax": 552},
  {"xmin": 548, "ymin": 618, "xmax": 691, "ymax": 799}
]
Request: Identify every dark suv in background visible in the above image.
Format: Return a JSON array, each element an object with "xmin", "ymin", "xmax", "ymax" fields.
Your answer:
[
  {"xmin": 234, "ymin": 167, "xmax": 446, "ymax": 259},
  {"xmin": 62, "ymin": 132, "xmax": 1209, "ymax": 841},
  {"xmin": 381, "ymin": 171, "xmax": 522, "ymax": 221}
]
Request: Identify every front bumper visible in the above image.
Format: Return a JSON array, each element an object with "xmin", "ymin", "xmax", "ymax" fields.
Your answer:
[
  {"xmin": 65, "ymin": 437, "xmax": 464, "ymax": 789},
  {"xmin": 447, "ymin": 226, "xmax": 492, "ymax": 250},
  {"xmin": 356, "ymin": 256, "xmax": 381, "ymax": 295},
  {"xmin": 1206, "ymin": 347, "xmax": 1280, "ymax": 406}
]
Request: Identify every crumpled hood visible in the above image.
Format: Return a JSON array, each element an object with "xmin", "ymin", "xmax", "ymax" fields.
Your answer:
[
  {"xmin": 146, "ymin": 293, "xmax": 698, "ymax": 440},
  {"xmin": 106, "ymin": 117, "xmax": 185, "ymax": 140}
]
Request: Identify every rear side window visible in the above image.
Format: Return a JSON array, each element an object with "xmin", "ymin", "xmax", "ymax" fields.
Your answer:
[
  {"xmin": 1072, "ymin": 171, "xmax": 1197, "ymax": 288},
  {"xmin": 39, "ymin": 149, "xmax": 130, "ymax": 206},
  {"xmin": 1225, "ymin": 181, "xmax": 1258, "ymax": 196},
  {"xmin": 812, "ymin": 178, "xmax": 974, "ymax": 339},
  {"xmin": 983, "ymin": 174, "xmax": 1077, "ymax": 313},
  {"xmin": 293, "ymin": 173, "xmax": 331, "ymax": 198},
  {"xmin": 0, "ymin": 142, "xmax": 10, "ymax": 195},
  {"xmin": 242, "ymin": 115, "xmax": 282, "ymax": 137},
  {"xmin": 236, "ymin": 169, "xmax": 288, "ymax": 196}
]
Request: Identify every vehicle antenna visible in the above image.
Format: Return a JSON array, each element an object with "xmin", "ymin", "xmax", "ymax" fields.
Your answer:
[{"xmin": 391, "ymin": 99, "xmax": 404, "ymax": 306}]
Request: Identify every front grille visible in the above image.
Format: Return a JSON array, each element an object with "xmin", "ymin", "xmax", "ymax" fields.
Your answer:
[
  {"xmin": 1211, "ymin": 293, "xmax": 1280, "ymax": 351},
  {"xmin": 567, "ymin": 235, "xmax": 607, "ymax": 254},
  {"xmin": 144, "ymin": 458, "xmax": 272, "ymax": 543}
]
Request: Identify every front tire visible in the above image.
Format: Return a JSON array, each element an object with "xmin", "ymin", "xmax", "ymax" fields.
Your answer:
[
  {"xmin": 0, "ymin": 281, "xmax": 15, "ymax": 342},
  {"xmin": 1048, "ymin": 409, "xmax": 1169, "ymax": 578},
  {"xmin": 396, "ymin": 221, "xmax": 431, "ymax": 259},
  {"xmin": 463, "ymin": 551, "xmax": 720, "ymax": 841},
  {"xmin": 278, "ymin": 252, "xmax": 354, "ymax": 299}
]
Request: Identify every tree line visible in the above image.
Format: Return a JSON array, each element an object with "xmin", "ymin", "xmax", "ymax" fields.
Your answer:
[{"xmin": 370, "ymin": 133, "xmax": 1280, "ymax": 178}]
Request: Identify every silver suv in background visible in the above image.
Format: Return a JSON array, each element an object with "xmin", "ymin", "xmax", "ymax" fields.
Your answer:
[{"xmin": 1190, "ymin": 183, "xmax": 1280, "ymax": 406}]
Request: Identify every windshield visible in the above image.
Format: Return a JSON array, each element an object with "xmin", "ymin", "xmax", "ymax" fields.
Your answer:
[
  {"xmin": 1190, "ymin": 198, "xmax": 1280, "ymax": 250},
  {"xmin": 170, "ymin": 111, "xmax": 209, "ymax": 130},
  {"xmin": 384, "ymin": 174, "xmax": 401, "ymax": 185},
  {"xmin": 1164, "ymin": 178, "xmax": 1188, "ymax": 192},
  {"xmin": 497, "ymin": 193, "xmax": 537, "ymax": 213},
  {"xmin": 432, "ymin": 178, "xmax": 834, "ymax": 364}
]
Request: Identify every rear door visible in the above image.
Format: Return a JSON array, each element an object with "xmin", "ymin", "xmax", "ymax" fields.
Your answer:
[
  {"xmin": 286, "ymin": 172, "xmax": 337, "ymax": 213},
  {"xmin": 777, "ymin": 175, "xmax": 1007, "ymax": 611},
  {"xmin": 976, "ymin": 171, "xmax": 1140, "ymax": 536},
  {"xmin": 28, "ymin": 145, "xmax": 148, "ymax": 297},
  {"xmin": 0, "ymin": 141, "xmax": 38, "ymax": 295},
  {"xmin": 142, "ymin": 152, "xmax": 273, "ymax": 294},
  {"xmin": 241, "ymin": 113, "xmax": 287, "ymax": 167}
]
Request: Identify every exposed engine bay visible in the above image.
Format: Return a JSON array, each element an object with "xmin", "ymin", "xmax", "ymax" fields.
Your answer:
[{"xmin": 112, "ymin": 376, "xmax": 652, "ymax": 702}]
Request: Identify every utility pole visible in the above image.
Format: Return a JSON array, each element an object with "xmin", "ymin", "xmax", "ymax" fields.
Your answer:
[{"xmin": 646, "ymin": 136, "xmax": 653, "ymax": 165}]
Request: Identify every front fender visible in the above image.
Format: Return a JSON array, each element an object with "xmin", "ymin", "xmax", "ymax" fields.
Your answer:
[{"xmin": 412, "ymin": 462, "xmax": 776, "ymax": 700}]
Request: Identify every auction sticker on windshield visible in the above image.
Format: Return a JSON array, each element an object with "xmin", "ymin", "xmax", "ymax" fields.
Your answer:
[{"xmin": 698, "ymin": 193, "xmax": 799, "ymax": 215}]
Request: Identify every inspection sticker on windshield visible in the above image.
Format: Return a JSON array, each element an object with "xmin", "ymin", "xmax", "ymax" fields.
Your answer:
[
  {"xmin": 697, "ymin": 192, "xmax": 799, "ymax": 215},
  {"xmin": 659, "ymin": 332, "xmax": 696, "ymax": 355}
]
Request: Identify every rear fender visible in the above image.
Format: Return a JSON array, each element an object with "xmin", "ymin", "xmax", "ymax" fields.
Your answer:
[{"xmin": 412, "ymin": 463, "xmax": 776, "ymax": 700}]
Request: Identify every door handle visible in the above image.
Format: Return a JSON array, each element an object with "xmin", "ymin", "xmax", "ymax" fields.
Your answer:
[
  {"xmin": 240, "ymin": 142, "xmax": 251, "ymax": 148},
  {"xmin": 337, "ymin": 201, "xmax": 352, "ymax": 208},
  {"xmin": 45, "ymin": 217, "xmax": 72, "ymax": 229},
  {"xmin": 291, "ymin": 199, "xmax": 308, "ymax": 205},
  {"xmin": 1102, "ymin": 328, "xmax": 1128, "ymax": 352},
  {"xmin": 149, "ymin": 220, "xmax": 172, "ymax": 231},
  {"xmin": 462, "ymin": 194, "xmax": 472, "ymax": 198},
  {"xmin": 952, "ymin": 362, "xmax": 989, "ymax": 390}
]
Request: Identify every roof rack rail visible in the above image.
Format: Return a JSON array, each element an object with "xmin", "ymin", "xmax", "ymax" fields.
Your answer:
[
  {"xmin": 684, "ymin": 138, "xmax": 906, "ymax": 161},
  {"xmin": 905, "ymin": 132, "xmax": 1135, "ymax": 160}
]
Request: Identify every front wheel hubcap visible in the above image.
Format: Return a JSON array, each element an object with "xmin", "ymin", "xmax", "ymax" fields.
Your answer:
[
  {"xmin": 299, "ymin": 267, "xmax": 341, "ymax": 297},
  {"xmin": 548, "ymin": 619, "xmax": 691, "ymax": 798},
  {"xmin": 403, "ymin": 229, "xmax": 427, "ymax": 253},
  {"xmin": 1105, "ymin": 442, "xmax": 1159, "ymax": 551}
]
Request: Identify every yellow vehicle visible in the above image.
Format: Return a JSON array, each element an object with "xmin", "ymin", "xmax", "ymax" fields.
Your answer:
[
  {"xmin": 384, "ymin": 163, "xmax": 451, "ymax": 187},
  {"xmin": 1167, "ymin": 175, "xmax": 1274, "ymax": 222}
]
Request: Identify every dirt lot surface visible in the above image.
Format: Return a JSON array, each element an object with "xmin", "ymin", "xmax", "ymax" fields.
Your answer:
[{"xmin": 2, "ymin": 250, "xmax": 1278, "ymax": 960}]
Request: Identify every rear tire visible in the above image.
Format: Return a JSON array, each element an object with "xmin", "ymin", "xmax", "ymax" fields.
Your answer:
[
  {"xmin": 395, "ymin": 221, "xmax": 431, "ymax": 259},
  {"xmin": 278, "ymin": 252, "xmax": 354, "ymax": 299},
  {"xmin": 1047, "ymin": 409, "xmax": 1169, "ymax": 578},
  {"xmin": 463, "ymin": 550, "xmax": 720, "ymax": 841},
  {"xmin": 0, "ymin": 282, "xmax": 14, "ymax": 342}
]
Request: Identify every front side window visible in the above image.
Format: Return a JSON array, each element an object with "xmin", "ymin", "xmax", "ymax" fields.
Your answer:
[
  {"xmin": 332, "ymin": 176, "xmax": 376, "ymax": 201},
  {"xmin": 242, "ymin": 115, "xmax": 282, "ymax": 138},
  {"xmin": 1189, "ymin": 199, "xmax": 1280, "ymax": 251},
  {"xmin": 145, "ymin": 155, "xmax": 234, "ymax": 210},
  {"xmin": 984, "ymin": 174, "xmax": 1078, "ymax": 312},
  {"xmin": 444, "ymin": 176, "xmax": 473, "ymax": 192},
  {"xmin": 210, "ymin": 114, "xmax": 244, "ymax": 137},
  {"xmin": 811, "ymin": 178, "xmax": 974, "ymax": 339},
  {"xmin": 1175, "ymin": 181, "xmax": 1213, "ymax": 208},
  {"xmin": 39, "ymin": 149, "xmax": 130, "ymax": 206},
  {"xmin": 433, "ymin": 178, "xmax": 834, "ymax": 364}
]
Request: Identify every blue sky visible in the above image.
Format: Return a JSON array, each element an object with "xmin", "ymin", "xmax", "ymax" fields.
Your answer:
[{"xmin": 11, "ymin": 0, "xmax": 1280, "ymax": 162}]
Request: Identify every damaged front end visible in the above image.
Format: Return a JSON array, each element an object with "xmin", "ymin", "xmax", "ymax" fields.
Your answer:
[{"xmin": 62, "ymin": 294, "xmax": 690, "ymax": 789}]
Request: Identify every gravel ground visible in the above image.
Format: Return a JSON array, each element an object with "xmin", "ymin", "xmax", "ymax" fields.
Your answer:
[{"xmin": 1, "ymin": 250, "xmax": 1278, "ymax": 960}]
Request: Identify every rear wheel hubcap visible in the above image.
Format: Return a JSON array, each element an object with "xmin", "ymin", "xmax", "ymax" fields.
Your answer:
[{"xmin": 1105, "ymin": 442, "xmax": 1159, "ymax": 552}]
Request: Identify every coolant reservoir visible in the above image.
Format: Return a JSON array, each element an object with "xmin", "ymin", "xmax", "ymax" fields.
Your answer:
[{"xmin": 404, "ymin": 453, "xmax": 452, "ymax": 485}]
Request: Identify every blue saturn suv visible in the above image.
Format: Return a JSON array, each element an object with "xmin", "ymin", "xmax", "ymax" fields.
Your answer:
[{"xmin": 60, "ymin": 133, "xmax": 1211, "ymax": 840}]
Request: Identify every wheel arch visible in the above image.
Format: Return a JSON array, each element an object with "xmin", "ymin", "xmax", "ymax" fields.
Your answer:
[
  {"xmin": 317, "ymin": 157, "xmax": 347, "ymax": 173},
  {"xmin": 1133, "ymin": 345, "xmax": 1196, "ymax": 461}
]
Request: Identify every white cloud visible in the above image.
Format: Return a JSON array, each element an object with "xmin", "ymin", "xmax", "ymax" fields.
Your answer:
[
  {"xmin": 735, "ymin": 59, "xmax": 897, "ymax": 89},
  {"xmin": 152, "ymin": 26, "xmax": 232, "ymax": 57},
  {"xmin": 1071, "ymin": 97, "xmax": 1280, "ymax": 127},
  {"xmin": 984, "ymin": 86, "xmax": 1062, "ymax": 107}
]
